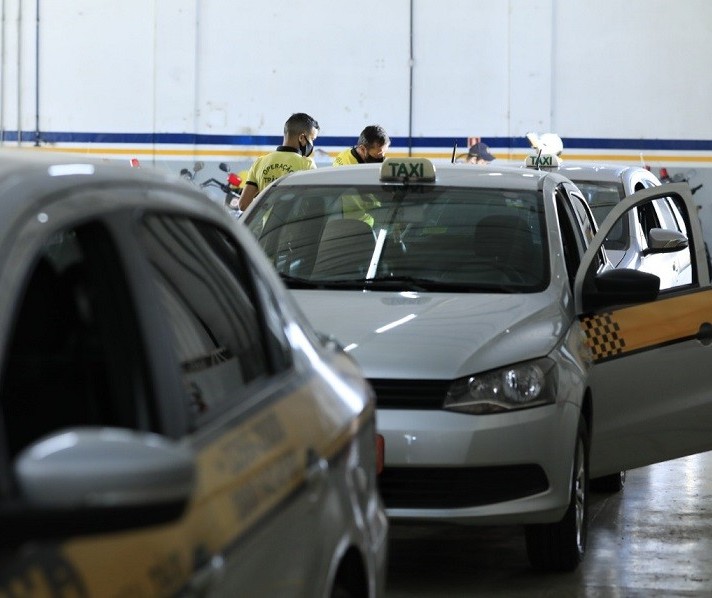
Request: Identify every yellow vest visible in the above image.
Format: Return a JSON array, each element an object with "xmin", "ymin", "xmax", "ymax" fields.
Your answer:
[
  {"xmin": 246, "ymin": 147, "xmax": 316, "ymax": 192},
  {"xmin": 332, "ymin": 148, "xmax": 379, "ymax": 226},
  {"xmin": 332, "ymin": 148, "xmax": 361, "ymax": 166}
]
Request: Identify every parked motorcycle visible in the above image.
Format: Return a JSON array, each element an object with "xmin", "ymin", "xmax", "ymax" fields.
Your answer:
[
  {"xmin": 180, "ymin": 161, "xmax": 242, "ymax": 219},
  {"xmin": 659, "ymin": 167, "xmax": 703, "ymax": 195},
  {"xmin": 180, "ymin": 161, "xmax": 205, "ymax": 182},
  {"xmin": 217, "ymin": 162, "xmax": 243, "ymax": 207}
]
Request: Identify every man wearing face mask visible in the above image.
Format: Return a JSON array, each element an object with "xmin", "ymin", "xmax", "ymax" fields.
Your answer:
[
  {"xmin": 333, "ymin": 125, "xmax": 390, "ymax": 227},
  {"xmin": 237, "ymin": 112, "xmax": 320, "ymax": 211},
  {"xmin": 333, "ymin": 125, "xmax": 390, "ymax": 166}
]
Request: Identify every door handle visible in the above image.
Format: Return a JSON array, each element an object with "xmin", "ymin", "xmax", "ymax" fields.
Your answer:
[
  {"xmin": 188, "ymin": 554, "xmax": 225, "ymax": 596},
  {"xmin": 306, "ymin": 447, "xmax": 329, "ymax": 482},
  {"xmin": 697, "ymin": 322, "xmax": 712, "ymax": 346},
  {"xmin": 305, "ymin": 448, "xmax": 329, "ymax": 503}
]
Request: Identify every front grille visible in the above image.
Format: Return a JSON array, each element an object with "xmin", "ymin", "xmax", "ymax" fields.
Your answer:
[
  {"xmin": 368, "ymin": 378, "xmax": 449, "ymax": 409},
  {"xmin": 378, "ymin": 465, "xmax": 549, "ymax": 509}
]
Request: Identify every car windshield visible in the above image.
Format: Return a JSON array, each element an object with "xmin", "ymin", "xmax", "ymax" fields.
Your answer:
[
  {"xmin": 574, "ymin": 180, "xmax": 629, "ymax": 251},
  {"xmin": 244, "ymin": 184, "xmax": 549, "ymax": 293}
]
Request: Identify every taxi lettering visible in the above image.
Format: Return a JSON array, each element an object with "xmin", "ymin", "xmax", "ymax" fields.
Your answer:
[{"xmin": 385, "ymin": 162, "xmax": 424, "ymax": 179}]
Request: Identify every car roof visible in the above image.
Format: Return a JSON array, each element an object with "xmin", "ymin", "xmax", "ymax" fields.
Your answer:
[
  {"xmin": 554, "ymin": 161, "xmax": 661, "ymax": 185},
  {"xmin": 0, "ymin": 148, "xmax": 221, "ymax": 227},
  {"xmin": 271, "ymin": 161, "xmax": 575, "ymax": 193}
]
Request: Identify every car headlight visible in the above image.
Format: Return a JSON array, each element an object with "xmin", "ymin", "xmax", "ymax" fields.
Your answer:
[{"xmin": 443, "ymin": 358, "xmax": 557, "ymax": 414}]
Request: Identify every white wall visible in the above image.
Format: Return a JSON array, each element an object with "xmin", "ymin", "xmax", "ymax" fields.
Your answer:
[{"xmin": 0, "ymin": 0, "xmax": 710, "ymax": 168}]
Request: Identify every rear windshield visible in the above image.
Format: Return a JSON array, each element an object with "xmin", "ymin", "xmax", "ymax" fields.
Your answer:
[{"xmin": 244, "ymin": 184, "xmax": 548, "ymax": 293}]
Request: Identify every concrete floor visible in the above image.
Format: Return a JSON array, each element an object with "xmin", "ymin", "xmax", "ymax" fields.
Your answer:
[{"xmin": 385, "ymin": 451, "xmax": 712, "ymax": 597}]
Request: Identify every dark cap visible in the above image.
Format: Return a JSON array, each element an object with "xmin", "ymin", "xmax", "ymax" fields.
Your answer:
[{"xmin": 467, "ymin": 142, "xmax": 495, "ymax": 161}]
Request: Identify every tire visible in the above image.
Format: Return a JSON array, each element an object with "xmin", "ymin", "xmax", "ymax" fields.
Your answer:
[
  {"xmin": 591, "ymin": 470, "xmax": 626, "ymax": 493},
  {"xmin": 525, "ymin": 416, "xmax": 589, "ymax": 572}
]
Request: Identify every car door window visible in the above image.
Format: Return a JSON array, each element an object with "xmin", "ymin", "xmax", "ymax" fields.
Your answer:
[
  {"xmin": 555, "ymin": 189, "xmax": 585, "ymax": 287},
  {"xmin": 140, "ymin": 215, "xmax": 289, "ymax": 429},
  {"xmin": 0, "ymin": 222, "xmax": 153, "ymax": 461},
  {"xmin": 637, "ymin": 202, "xmax": 662, "ymax": 248},
  {"xmin": 556, "ymin": 186, "xmax": 604, "ymax": 287},
  {"xmin": 665, "ymin": 197, "xmax": 688, "ymax": 237}
]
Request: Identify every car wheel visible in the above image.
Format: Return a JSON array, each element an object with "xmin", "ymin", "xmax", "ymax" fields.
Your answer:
[
  {"xmin": 525, "ymin": 416, "xmax": 589, "ymax": 572},
  {"xmin": 591, "ymin": 470, "xmax": 626, "ymax": 493}
]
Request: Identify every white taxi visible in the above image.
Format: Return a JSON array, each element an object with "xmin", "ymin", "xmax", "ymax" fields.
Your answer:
[
  {"xmin": 526, "ymin": 154, "xmax": 692, "ymax": 290},
  {"xmin": 242, "ymin": 156, "xmax": 711, "ymax": 572},
  {"xmin": 0, "ymin": 150, "xmax": 387, "ymax": 597}
]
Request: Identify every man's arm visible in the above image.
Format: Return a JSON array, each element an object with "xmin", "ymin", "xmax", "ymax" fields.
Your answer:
[{"xmin": 238, "ymin": 182, "xmax": 259, "ymax": 211}]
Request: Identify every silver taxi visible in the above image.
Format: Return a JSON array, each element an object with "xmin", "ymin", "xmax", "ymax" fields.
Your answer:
[
  {"xmin": 242, "ymin": 157, "xmax": 712, "ymax": 572},
  {"xmin": 0, "ymin": 150, "xmax": 387, "ymax": 597}
]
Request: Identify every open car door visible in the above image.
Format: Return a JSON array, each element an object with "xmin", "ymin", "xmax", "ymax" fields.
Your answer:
[{"xmin": 574, "ymin": 183, "xmax": 712, "ymax": 478}]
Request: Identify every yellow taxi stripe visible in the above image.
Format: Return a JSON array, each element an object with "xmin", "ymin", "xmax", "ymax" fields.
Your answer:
[
  {"xmin": 581, "ymin": 288, "xmax": 712, "ymax": 362},
  {"xmin": 56, "ymin": 377, "xmax": 374, "ymax": 596}
]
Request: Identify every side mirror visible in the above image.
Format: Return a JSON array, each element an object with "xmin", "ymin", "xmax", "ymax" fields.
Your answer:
[
  {"xmin": 219, "ymin": 162, "xmax": 230, "ymax": 173},
  {"xmin": 193, "ymin": 161, "xmax": 205, "ymax": 173},
  {"xmin": 643, "ymin": 227, "xmax": 689, "ymax": 255},
  {"xmin": 5, "ymin": 428, "xmax": 195, "ymax": 541},
  {"xmin": 583, "ymin": 268, "xmax": 660, "ymax": 312}
]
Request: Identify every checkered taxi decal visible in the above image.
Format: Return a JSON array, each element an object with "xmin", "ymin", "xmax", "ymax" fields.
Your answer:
[
  {"xmin": 580, "ymin": 289, "xmax": 712, "ymax": 363},
  {"xmin": 581, "ymin": 313, "xmax": 626, "ymax": 360}
]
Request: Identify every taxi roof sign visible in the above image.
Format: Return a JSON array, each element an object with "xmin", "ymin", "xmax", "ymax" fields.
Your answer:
[
  {"xmin": 525, "ymin": 153, "xmax": 562, "ymax": 169},
  {"xmin": 380, "ymin": 158, "xmax": 436, "ymax": 182}
]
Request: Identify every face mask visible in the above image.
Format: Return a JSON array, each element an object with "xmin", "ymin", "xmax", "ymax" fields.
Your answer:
[
  {"xmin": 362, "ymin": 145, "xmax": 386, "ymax": 163},
  {"xmin": 299, "ymin": 136, "xmax": 314, "ymax": 157}
]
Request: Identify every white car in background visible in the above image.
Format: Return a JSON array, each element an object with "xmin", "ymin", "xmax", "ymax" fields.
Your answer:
[
  {"xmin": 243, "ymin": 157, "xmax": 711, "ymax": 572},
  {"xmin": 523, "ymin": 133, "xmax": 691, "ymax": 290},
  {"xmin": 551, "ymin": 160, "xmax": 691, "ymax": 289}
]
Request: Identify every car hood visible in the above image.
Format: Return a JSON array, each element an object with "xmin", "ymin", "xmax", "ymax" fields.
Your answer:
[{"xmin": 292, "ymin": 289, "xmax": 569, "ymax": 379}]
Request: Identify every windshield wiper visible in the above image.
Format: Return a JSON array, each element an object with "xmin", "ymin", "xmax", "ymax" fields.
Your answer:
[
  {"xmin": 280, "ymin": 273, "xmax": 519, "ymax": 293},
  {"xmin": 278, "ymin": 273, "xmax": 325, "ymax": 289},
  {"xmin": 362, "ymin": 275, "xmax": 433, "ymax": 292},
  {"xmin": 279, "ymin": 273, "xmax": 432, "ymax": 291},
  {"xmin": 278, "ymin": 273, "xmax": 374, "ymax": 290},
  {"xmin": 362, "ymin": 276, "xmax": 519, "ymax": 293}
]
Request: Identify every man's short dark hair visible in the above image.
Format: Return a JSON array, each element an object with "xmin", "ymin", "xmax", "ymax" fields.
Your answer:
[
  {"xmin": 285, "ymin": 112, "xmax": 320, "ymax": 136},
  {"xmin": 358, "ymin": 125, "xmax": 390, "ymax": 148}
]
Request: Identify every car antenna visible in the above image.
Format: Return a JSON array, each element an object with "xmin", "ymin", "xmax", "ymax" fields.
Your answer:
[{"xmin": 451, "ymin": 142, "xmax": 457, "ymax": 163}]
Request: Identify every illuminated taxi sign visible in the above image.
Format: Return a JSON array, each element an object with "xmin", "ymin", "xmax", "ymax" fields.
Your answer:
[
  {"xmin": 525, "ymin": 153, "xmax": 562, "ymax": 169},
  {"xmin": 380, "ymin": 158, "xmax": 436, "ymax": 182}
]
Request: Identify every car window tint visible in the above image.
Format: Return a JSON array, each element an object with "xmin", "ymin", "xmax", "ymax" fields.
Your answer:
[
  {"xmin": 140, "ymin": 215, "xmax": 273, "ymax": 427},
  {"xmin": 555, "ymin": 190, "xmax": 585, "ymax": 287},
  {"xmin": 0, "ymin": 222, "xmax": 153, "ymax": 460},
  {"xmin": 653, "ymin": 198, "xmax": 681, "ymax": 233},
  {"xmin": 248, "ymin": 267, "xmax": 293, "ymax": 372},
  {"xmin": 665, "ymin": 197, "xmax": 688, "ymax": 236},
  {"xmin": 637, "ymin": 202, "xmax": 662, "ymax": 246},
  {"xmin": 246, "ymin": 185, "xmax": 549, "ymax": 292}
]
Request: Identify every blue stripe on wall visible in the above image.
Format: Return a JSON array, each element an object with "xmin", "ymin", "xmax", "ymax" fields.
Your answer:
[{"xmin": 2, "ymin": 131, "xmax": 712, "ymax": 151}]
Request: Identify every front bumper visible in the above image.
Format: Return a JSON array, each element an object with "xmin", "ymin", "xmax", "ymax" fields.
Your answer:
[{"xmin": 377, "ymin": 401, "xmax": 580, "ymax": 525}]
